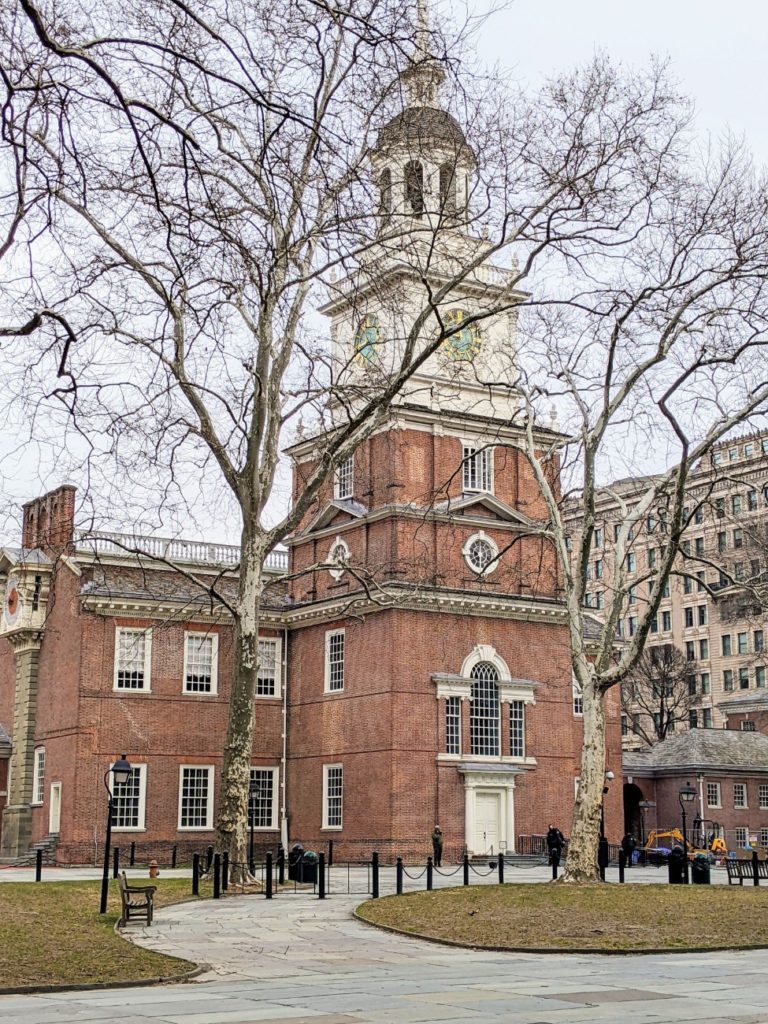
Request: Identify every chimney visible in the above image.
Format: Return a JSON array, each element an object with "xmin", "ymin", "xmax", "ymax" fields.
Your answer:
[{"xmin": 22, "ymin": 485, "xmax": 77, "ymax": 555}]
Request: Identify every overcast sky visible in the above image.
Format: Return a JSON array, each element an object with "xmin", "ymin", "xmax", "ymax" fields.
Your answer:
[{"xmin": 477, "ymin": 0, "xmax": 768, "ymax": 165}]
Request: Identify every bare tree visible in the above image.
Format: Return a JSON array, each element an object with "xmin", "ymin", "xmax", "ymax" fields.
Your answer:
[
  {"xmin": 621, "ymin": 646, "xmax": 699, "ymax": 746},
  {"xmin": 3, "ymin": 1, "xmax": 768, "ymax": 883}
]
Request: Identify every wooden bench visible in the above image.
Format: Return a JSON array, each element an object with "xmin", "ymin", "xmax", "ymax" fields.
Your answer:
[
  {"xmin": 118, "ymin": 871, "xmax": 157, "ymax": 925},
  {"xmin": 726, "ymin": 851, "xmax": 768, "ymax": 885}
]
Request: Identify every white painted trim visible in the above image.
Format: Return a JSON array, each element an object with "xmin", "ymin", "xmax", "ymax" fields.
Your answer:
[
  {"xmin": 460, "ymin": 644, "xmax": 511, "ymax": 681},
  {"xmin": 322, "ymin": 763, "xmax": 343, "ymax": 830},
  {"xmin": 112, "ymin": 763, "xmax": 148, "ymax": 832},
  {"xmin": 249, "ymin": 766, "xmax": 280, "ymax": 831},
  {"xmin": 462, "ymin": 530, "xmax": 500, "ymax": 576},
  {"xmin": 461, "ymin": 441, "xmax": 495, "ymax": 495},
  {"xmin": 178, "ymin": 765, "xmax": 215, "ymax": 831},
  {"xmin": 324, "ymin": 629, "xmax": 345, "ymax": 693},
  {"xmin": 256, "ymin": 635, "xmax": 283, "ymax": 700},
  {"xmin": 113, "ymin": 625, "xmax": 153, "ymax": 692},
  {"xmin": 32, "ymin": 746, "xmax": 45, "ymax": 806},
  {"xmin": 182, "ymin": 631, "xmax": 219, "ymax": 695},
  {"xmin": 327, "ymin": 536, "xmax": 350, "ymax": 581},
  {"xmin": 49, "ymin": 781, "xmax": 62, "ymax": 834}
]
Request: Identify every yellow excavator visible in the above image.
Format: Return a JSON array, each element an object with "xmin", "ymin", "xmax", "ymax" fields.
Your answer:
[{"xmin": 644, "ymin": 828, "xmax": 727, "ymax": 858}]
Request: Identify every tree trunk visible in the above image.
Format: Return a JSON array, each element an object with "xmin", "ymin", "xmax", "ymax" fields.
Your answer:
[
  {"xmin": 562, "ymin": 670, "xmax": 606, "ymax": 883},
  {"xmin": 216, "ymin": 547, "xmax": 262, "ymax": 882}
]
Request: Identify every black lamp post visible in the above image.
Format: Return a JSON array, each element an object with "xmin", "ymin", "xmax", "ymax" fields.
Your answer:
[
  {"xmin": 679, "ymin": 781, "xmax": 696, "ymax": 885},
  {"xmin": 100, "ymin": 754, "xmax": 132, "ymax": 914},
  {"xmin": 600, "ymin": 770, "xmax": 615, "ymax": 839},
  {"xmin": 598, "ymin": 770, "xmax": 615, "ymax": 879},
  {"xmin": 248, "ymin": 780, "xmax": 256, "ymax": 873}
]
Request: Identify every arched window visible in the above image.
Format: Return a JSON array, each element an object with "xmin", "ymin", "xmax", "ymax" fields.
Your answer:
[
  {"xmin": 379, "ymin": 168, "xmax": 392, "ymax": 218},
  {"xmin": 439, "ymin": 162, "xmax": 456, "ymax": 214},
  {"xmin": 470, "ymin": 662, "xmax": 500, "ymax": 756},
  {"xmin": 404, "ymin": 161, "xmax": 424, "ymax": 216}
]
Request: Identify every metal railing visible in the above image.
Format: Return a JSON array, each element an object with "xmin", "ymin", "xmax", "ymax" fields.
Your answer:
[{"xmin": 74, "ymin": 530, "xmax": 288, "ymax": 572}]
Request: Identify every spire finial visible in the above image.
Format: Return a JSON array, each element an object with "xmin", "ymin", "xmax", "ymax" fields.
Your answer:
[
  {"xmin": 416, "ymin": 0, "xmax": 430, "ymax": 57},
  {"xmin": 403, "ymin": 0, "xmax": 444, "ymax": 107}
]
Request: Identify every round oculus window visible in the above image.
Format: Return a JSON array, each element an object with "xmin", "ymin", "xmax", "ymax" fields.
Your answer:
[{"xmin": 467, "ymin": 537, "xmax": 495, "ymax": 573}]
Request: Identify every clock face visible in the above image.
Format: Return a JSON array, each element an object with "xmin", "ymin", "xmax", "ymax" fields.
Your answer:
[
  {"xmin": 443, "ymin": 308, "xmax": 481, "ymax": 360},
  {"xmin": 353, "ymin": 314, "xmax": 382, "ymax": 364},
  {"xmin": 4, "ymin": 576, "xmax": 21, "ymax": 627}
]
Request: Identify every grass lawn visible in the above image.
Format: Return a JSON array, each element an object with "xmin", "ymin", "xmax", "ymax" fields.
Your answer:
[
  {"xmin": 357, "ymin": 883, "xmax": 768, "ymax": 952},
  {"xmin": 0, "ymin": 876, "xmax": 209, "ymax": 990}
]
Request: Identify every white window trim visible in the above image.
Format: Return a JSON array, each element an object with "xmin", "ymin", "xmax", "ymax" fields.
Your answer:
[
  {"xmin": 112, "ymin": 763, "xmax": 148, "ymax": 832},
  {"xmin": 113, "ymin": 626, "xmax": 153, "ymax": 692},
  {"xmin": 183, "ymin": 631, "xmax": 219, "ymax": 695},
  {"xmin": 707, "ymin": 782, "xmax": 722, "ymax": 809},
  {"xmin": 249, "ymin": 766, "xmax": 279, "ymax": 831},
  {"xmin": 327, "ymin": 536, "xmax": 350, "ymax": 581},
  {"xmin": 461, "ymin": 441, "xmax": 494, "ymax": 494},
  {"xmin": 733, "ymin": 783, "xmax": 748, "ymax": 810},
  {"xmin": 324, "ymin": 628, "xmax": 345, "ymax": 693},
  {"xmin": 32, "ymin": 747, "xmax": 45, "ymax": 806},
  {"xmin": 462, "ymin": 530, "xmax": 500, "ymax": 576},
  {"xmin": 572, "ymin": 675, "xmax": 584, "ymax": 717},
  {"xmin": 177, "ymin": 765, "xmax": 214, "ymax": 831},
  {"xmin": 322, "ymin": 763, "xmax": 343, "ymax": 830},
  {"xmin": 334, "ymin": 455, "xmax": 354, "ymax": 500},
  {"xmin": 256, "ymin": 635, "xmax": 283, "ymax": 700}
]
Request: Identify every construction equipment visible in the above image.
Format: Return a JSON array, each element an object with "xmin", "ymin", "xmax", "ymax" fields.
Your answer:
[{"xmin": 644, "ymin": 828, "xmax": 726, "ymax": 858}]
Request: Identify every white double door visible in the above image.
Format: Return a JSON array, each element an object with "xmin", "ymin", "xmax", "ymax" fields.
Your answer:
[{"xmin": 473, "ymin": 791, "xmax": 501, "ymax": 855}]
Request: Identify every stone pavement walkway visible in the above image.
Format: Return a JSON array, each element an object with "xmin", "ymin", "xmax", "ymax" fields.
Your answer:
[{"xmin": 2, "ymin": 866, "xmax": 766, "ymax": 1024}]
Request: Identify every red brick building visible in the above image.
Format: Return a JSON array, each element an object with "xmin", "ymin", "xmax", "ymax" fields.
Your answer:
[{"xmin": 0, "ymin": 47, "xmax": 624, "ymax": 866}]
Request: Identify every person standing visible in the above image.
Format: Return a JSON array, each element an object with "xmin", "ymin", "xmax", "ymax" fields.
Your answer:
[
  {"xmin": 546, "ymin": 824, "xmax": 565, "ymax": 866},
  {"xmin": 431, "ymin": 826, "xmax": 443, "ymax": 867}
]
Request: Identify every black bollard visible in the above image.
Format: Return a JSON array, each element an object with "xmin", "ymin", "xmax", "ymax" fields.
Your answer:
[
  {"xmin": 192, "ymin": 852, "xmax": 200, "ymax": 896},
  {"xmin": 753, "ymin": 849, "xmax": 760, "ymax": 887},
  {"xmin": 426, "ymin": 856, "xmax": 433, "ymax": 891},
  {"xmin": 619, "ymin": 850, "xmax": 626, "ymax": 883},
  {"xmin": 552, "ymin": 859, "xmax": 558, "ymax": 881},
  {"xmin": 206, "ymin": 845, "xmax": 214, "ymax": 871},
  {"xmin": 396, "ymin": 857, "xmax": 403, "ymax": 895},
  {"xmin": 113, "ymin": 846, "xmax": 120, "ymax": 879},
  {"xmin": 213, "ymin": 853, "xmax": 221, "ymax": 899},
  {"xmin": 129, "ymin": 841, "xmax": 136, "ymax": 867},
  {"xmin": 497, "ymin": 852, "xmax": 504, "ymax": 885},
  {"xmin": 277, "ymin": 846, "xmax": 285, "ymax": 885},
  {"xmin": 328, "ymin": 839, "xmax": 334, "ymax": 868},
  {"xmin": 35, "ymin": 848, "xmax": 43, "ymax": 882},
  {"xmin": 222, "ymin": 851, "xmax": 229, "ymax": 891},
  {"xmin": 463, "ymin": 853, "xmax": 469, "ymax": 886},
  {"xmin": 318, "ymin": 852, "xmax": 326, "ymax": 899},
  {"xmin": 371, "ymin": 851, "xmax": 379, "ymax": 899},
  {"xmin": 172, "ymin": 845, "xmax": 178, "ymax": 869},
  {"xmin": 265, "ymin": 851, "xmax": 273, "ymax": 899}
]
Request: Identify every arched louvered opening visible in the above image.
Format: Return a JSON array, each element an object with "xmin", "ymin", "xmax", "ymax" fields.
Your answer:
[
  {"xmin": 470, "ymin": 662, "xmax": 500, "ymax": 756},
  {"xmin": 439, "ymin": 161, "xmax": 456, "ymax": 214},
  {"xmin": 379, "ymin": 167, "xmax": 392, "ymax": 219},
  {"xmin": 404, "ymin": 160, "xmax": 424, "ymax": 216}
]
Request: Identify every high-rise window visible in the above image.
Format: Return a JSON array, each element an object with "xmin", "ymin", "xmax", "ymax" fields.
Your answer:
[
  {"xmin": 739, "ymin": 667, "xmax": 750, "ymax": 689},
  {"xmin": 707, "ymin": 782, "xmax": 721, "ymax": 807},
  {"xmin": 462, "ymin": 445, "xmax": 493, "ymax": 493},
  {"xmin": 446, "ymin": 696, "xmax": 461, "ymax": 754},
  {"xmin": 733, "ymin": 783, "xmax": 747, "ymax": 809},
  {"xmin": 114, "ymin": 627, "xmax": 151, "ymax": 690},
  {"xmin": 722, "ymin": 635, "xmax": 732, "ymax": 657},
  {"xmin": 323, "ymin": 765, "xmax": 343, "ymax": 829},
  {"xmin": 698, "ymin": 606, "xmax": 707, "ymax": 626},
  {"xmin": 723, "ymin": 670, "xmax": 734, "ymax": 691},
  {"xmin": 334, "ymin": 455, "xmax": 354, "ymax": 499},
  {"xmin": 738, "ymin": 632, "xmax": 748, "ymax": 655},
  {"xmin": 470, "ymin": 662, "xmax": 500, "ymax": 756},
  {"xmin": 324, "ymin": 630, "xmax": 345, "ymax": 692},
  {"xmin": 249, "ymin": 768, "xmax": 277, "ymax": 830},
  {"xmin": 33, "ymin": 748, "xmax": 45, "ymax": 805},
  {"xmin": 509, "ymin": 701, "xmax": 525, "ymax": 758},
  {"xmin": 256, "ymin": 638, "xmax": 281, "ymax": 698},
  {"xmin": 759, "ymin": 784, "xmax": 768, "ymax": 810},
  {"xmin": 179, "ymin": 766, "xmax": 213, "ymax": 830}
]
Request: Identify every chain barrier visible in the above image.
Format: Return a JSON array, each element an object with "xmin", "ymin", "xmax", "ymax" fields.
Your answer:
[
  {"xmin": 468, "ymin": 863, "xmax": 497, "ymax": 877},
  {"xmin": 433, "ymin": 863, "xmax": 463, "ymax": 876},
  {"xmin": 402, "ymin": 864, "xmax": 428, "ymax": 880}
]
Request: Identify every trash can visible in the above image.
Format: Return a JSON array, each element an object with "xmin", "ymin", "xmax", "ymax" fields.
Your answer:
[
  {"xmin": 299, "ymin": 850, "xmax": 319, "ymax": 884},
  {"xmin": 288, "ymin": 843, "xmax": 304, "ymax": 881},
  {"xmin": 691, "ymin": 853, "xmax": 711, "ymax": 885},
  {"xmin": 668, "ymin": 845, "xmax": 686, "ymax": 884}
]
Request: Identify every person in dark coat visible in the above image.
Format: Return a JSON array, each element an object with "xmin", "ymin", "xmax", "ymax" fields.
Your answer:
[
  {"xmin": 621, "ymin": 833, "xmax": 636, "ymax": 867},
  {"xmin": 546, "ymin": 824, "xmax": 565, "ymax": 866},
  {"xmin": 431, "ymin": 826, "xmax": 444, "ymax": 867}
]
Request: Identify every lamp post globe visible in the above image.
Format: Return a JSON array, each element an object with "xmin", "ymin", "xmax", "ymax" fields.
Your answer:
[
  {"xmin": 678, "ymin": 781, "xmax": 696, "ymax": 885},
  {"xmin": 100, "ymin": 754, "xmax": 132, "ymax": 914}
]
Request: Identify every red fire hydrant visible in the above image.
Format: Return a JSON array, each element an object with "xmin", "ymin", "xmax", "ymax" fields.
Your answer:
[{"xmin": 149, "ymin": 860, "xmax": 160, "ymax": 879}]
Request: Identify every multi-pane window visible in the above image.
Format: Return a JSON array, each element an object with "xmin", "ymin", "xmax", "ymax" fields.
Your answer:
[
  {"xmin": 685, "ymin": 641, "xmax": 695, "ymax": 662},
  {"xmin": 662, "ymin": 611, "xmax": 672, "ymax": 631},
  {"xmin": 334, "ymin": 456, "xmax": 354, "ymax": 499},
  {"xmin": 698, "ymin": 606, "xmax": 707, "ymax": 626},
  {"xmin": 595, "ymin": 591, "xmax": 604, "ymax": 609},
  {"xmin": 695, "ymin": 536, "xmax": 705, "ymax": 556},
  {"xmin": 114, "ymin": 628, "xmax": 150, "ymax": 690},
  {"xmin": 760, "ymin": 828, "xmax": 768, "ymax": 850},
  {"xmin": 112, "ymin": 766, "xmax": 146, "ymax": 830},
  {"xmin": 737, "ymin": 632, "xmax": 748, "ymax": 655},
  {"xmin": 717, "ymin": 531, "xmax": 727, "ymax": 554},
  {"xmin": 462, "ymin": 445, "xmax": 493, "ymax": 493},
  {"xmin": 324, "ymin": 630, "xmax": 345, "ymax": 692},
  {"xmin": 594, "ymin": 559, "xmax": 603, "ymax": 579},
  {"xmin": 248, "ymin": 768, "xmax": 277, "ymax": 829},
  {"xmin": 755, "ymin": 630, "xmax": 764, "ymax": 653},
  {"xmin": 323, "ymin": 765, "xmax": 343, "ymax": 829},
  {"xmin": 683, "ymin": 576, "xmax": 693, "ymax": 595},
  {"xmin": 748, "ymin": 489, "xmax": 758, "ymax": 511},
  {"xmin": 741, "ymin": 720, "xmax": 756, "ymax": 732},
  {"xmin": 184, "ymin": 632, "xmax": 217, "ymax": 694},
  {"xmin": 470, "ymin": 662, "xmax": 500, "ymax": 756},
  {"xmin": 33, "ymin": 748, "xmax": 45, "ymax": 805},
  {"xmin": 759, "ymin": 784, "xmax": 768, "ymax": 810},
  {"xmin": 445, "ymin": 696, "xmax": 461, "ymax": 754},
  {"xmin": 509, "ymin": 701, "xmax": 525, "ymax": 758},
  {"xmin": 703, "ymin": 707, "xmax": 713, "ymax": 728},
  {"xmin": 179, "ymin": 766, "xmax": 213, "ymax": 830},
  {"xmin": 621, "ymin": 713, "xmax": 629, "ymax": 736},
  {"xmin": 688, "ymin": 709, "xmax": 698, "ymax": 728},
  {"xmin": 735, "ymin": 826, "xmax": 748, "ymax": 846},
  {"xmin": 739, "ymin": 667, "xmax": 750, "ymax": 689},
  {"xmin": 722, "ymin": 635, "xmax": 732, "ymax": 657},
  {"xmin": 734, "ymin": 528, "xmax": 743, "ymax": 549},
  {"xmin": 593, "ymin": 528, "xmax": 603, "ymax": 549},
  {"xmin": 701, "ymin": 672, "xmax": 711, "ymax": 693},
  {"xmin": 733, "ymin": 783, "xmax": 748, "ymax": 808},
  {"xmin": 696, "ymin": 571, "xmax": 706, "ymax": 592},
  {"xmin": 572, "ymin": 676, "xmax": 583, "ymax": 716},
  {"xmin": 732, "ymin": 494, "xmax": 742, "ymax": 516},
  {"xmin": 707, "ymin": 781, "xmax": 721, "ymax": 808},
  {"xmin": 257, "ymin": 638, "xmax": 280, "ymax": 697},
  {"xmin": 723, "ymin": 670, "xmax": 734, "ymax": 691},
  {"xmin": 684, "ymin": 607, "xmax": 694, "ymax": 628}
]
